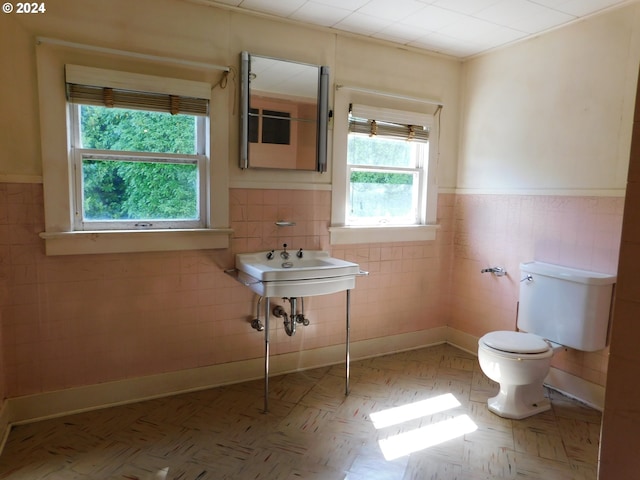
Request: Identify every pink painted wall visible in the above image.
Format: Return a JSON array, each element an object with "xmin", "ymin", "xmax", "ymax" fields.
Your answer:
[{"xmin": 450, "ymin": 194, "xmax": 624, "ymax": 386}]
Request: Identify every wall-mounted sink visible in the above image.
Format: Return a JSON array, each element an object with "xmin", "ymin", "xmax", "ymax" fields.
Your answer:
[
  {"xmin": 235, "ymin": 250, "xmax": 361, "ymax": 297},
  {"xmin": 231, "ymin": 249, "xmax": 365, "ymax": 413}
]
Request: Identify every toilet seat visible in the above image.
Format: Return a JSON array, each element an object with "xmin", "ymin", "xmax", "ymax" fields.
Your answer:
[{"xmin": 480, "ymin": 331, "xmax": 551, "ymax": 356}]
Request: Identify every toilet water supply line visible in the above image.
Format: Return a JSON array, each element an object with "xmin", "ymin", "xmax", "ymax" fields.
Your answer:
[
  {"xmin": 481, "ymin": 266, "xmax": 534, "ymax": 283},
  {"xmin": 250, "ymin": 297, "xmax": 265, "ymax": 331},
  {"xmin": 480, "ymin": 266, "xmax": 507, "ymax": 276}
]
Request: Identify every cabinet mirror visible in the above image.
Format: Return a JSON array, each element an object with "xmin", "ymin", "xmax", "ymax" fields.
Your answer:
[{"xmin": 240, "ymin": 52, "xmax": 329, "ymax": 171}]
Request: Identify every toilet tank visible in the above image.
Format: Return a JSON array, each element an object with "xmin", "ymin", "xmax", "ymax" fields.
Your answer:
[{"xmin": 517, "ymin": 262, "xmax": 616, "ymax": 351}]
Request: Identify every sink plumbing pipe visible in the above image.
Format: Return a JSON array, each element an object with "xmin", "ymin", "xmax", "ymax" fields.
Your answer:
[
  {"xmin": 274, "ymin": 297, "xmax": 309, "ymax": 336},
  {"xmin": 250, "ymin": 296, "xmax": 265, "ymax": 331}
]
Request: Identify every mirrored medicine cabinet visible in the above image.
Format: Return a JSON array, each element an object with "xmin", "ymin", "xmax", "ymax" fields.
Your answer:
[{"xmin": 240, "ymin": 51, "xmax": 329, "ymax": 172}]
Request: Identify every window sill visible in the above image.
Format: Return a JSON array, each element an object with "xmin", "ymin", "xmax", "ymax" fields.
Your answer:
[
  {"xmin": 39, "ymin": 228, "xmax": 233, "ymax": 256},
  {"xmin": 328, "ymin": 224, "xmax": 439, "ymax": 245}
]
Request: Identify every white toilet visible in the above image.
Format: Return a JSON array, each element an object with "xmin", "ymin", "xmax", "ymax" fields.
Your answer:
[{"xmin": 478, "ymin": 261, "xmax": 616, "ymax": 419}]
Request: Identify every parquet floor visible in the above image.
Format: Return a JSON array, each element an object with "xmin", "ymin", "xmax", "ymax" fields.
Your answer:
[{"xmin": 0, "ymin": 344, "xmax": 602, "ymax": 479}]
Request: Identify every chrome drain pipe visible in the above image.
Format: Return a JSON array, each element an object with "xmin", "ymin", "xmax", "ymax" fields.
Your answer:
[
  {"xmin": 275, "ymin": 297, "xmax": 311, "ymax": 337},
  {"xmin": 250, "ymin": 296, "xmax": 265, "ymax": 331},
  {"xmin": 273, "ymin": 303, "xmax": 294, "ymax": 336}
]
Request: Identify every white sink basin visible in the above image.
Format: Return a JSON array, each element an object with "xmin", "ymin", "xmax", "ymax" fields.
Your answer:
[{"xmin": 235, "ymin": 250, "xmax": 361, "ymax": 297}]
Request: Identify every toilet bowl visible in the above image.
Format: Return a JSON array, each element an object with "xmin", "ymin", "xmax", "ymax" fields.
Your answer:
[{"xmin": 478, "ymin": 330, "xmax": 553, "ymax": 419}]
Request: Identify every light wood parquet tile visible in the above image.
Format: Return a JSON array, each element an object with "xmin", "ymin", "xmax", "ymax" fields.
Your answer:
[{"xmin": 0, "ymin": 345, "xmax": 602, "ymax": 479}]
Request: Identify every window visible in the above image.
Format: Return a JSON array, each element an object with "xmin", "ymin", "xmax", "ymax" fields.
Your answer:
[
  {"xmin": 67, "ymin": 69, "xmax": 209, "ymax": 230},
  {"xmin": 36, "ymin": 59, "xmax": 231, "ymax": 255},
  {"xmin": 347, "ymin": 127, "xmax": 427, "ymax": 226},
  {"xmin": 330, "ymin": 101, "xmax": 439, "ymax": 245}
]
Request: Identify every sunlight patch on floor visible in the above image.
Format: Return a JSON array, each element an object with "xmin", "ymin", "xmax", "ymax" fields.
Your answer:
[
  {"xmin": 370, "ymin": 393, "xmax": 477, "ymax": 460},
  {"xmin": 378, "ymin": 414, "xmax": 477, "ymax": 461},
  {"xmin": 369, "ymin": 393, "xmax": 461, "ymax": 429}
]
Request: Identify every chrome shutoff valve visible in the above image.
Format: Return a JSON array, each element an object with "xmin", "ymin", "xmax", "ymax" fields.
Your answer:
[
  {"xmin": 481, "ymin": 266, "xmax": 507, "ymax": 277},
  {"xmin": 250, "ymin": 319, "xmax": 265, "ymax": 331}
]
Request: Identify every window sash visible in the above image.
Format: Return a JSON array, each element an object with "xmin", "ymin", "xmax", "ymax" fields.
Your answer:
[
  {"xmin": 72, "ymin": 104, "xmax": 207, "ymax": 156},
  {"xmin": 346, "ymin": 132, "xmax": 427, "ymax": 226},
  {"xmin": 346, "ymin": 164, "xmax": 425, "ymax": 226},
  {"xmin": 72, "ymin": 150, "xmax": 206, "ymax": 230}
]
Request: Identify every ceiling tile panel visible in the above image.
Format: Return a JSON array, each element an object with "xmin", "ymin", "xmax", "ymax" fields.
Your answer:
[
  {"xmin": 200, "ymin": 0, "xmax": 630, "ymax": 58},
  {"xmin": 357, "ymin": 0, "xmax": 427, "ymax": 22},
  {"xmin": 290, "ymin": 2, "xmax": 353, "ymax": 26}
]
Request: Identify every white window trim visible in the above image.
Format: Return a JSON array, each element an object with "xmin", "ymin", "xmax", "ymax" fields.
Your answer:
[
  {"xmin": 39, "ymin": 228, "xmax": 232, "ymax": 256},
  {"xmin": 36, "ymin": 47, "xmax": 231, "ymax": 255},
  {"xmin": 328, "ymin": 224, "xmax": 439, "ymax": 244},
  {"xmin": 330, "ymin": 93, "xmax": 440, "ymax": 245}
]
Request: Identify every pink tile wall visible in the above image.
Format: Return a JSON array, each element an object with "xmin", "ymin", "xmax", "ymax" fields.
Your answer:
[
  {"xmin": 450, "ymin": 194, "xmax": 624, "ymax": 386},
  {"xmin": 230, "ymin": 188, "xmax": 332, "ymax": 253},
  {"xmin": 230, "ymin": 189, "xmax": 454, "ymax": 349},
  {"xmin": 0, "ymin": 182, "xmax": 262, "ymax": 397},
  {"xmin": 0, "ymin": 185, "xmax": 454, "ymax": 398},
  {"xmin": 2, "ymin": 243, "xmax": 261, "ymax": 395},
  {"xmin": 0, "ymin": 185, "xmax": 620, "ymax": 398}
]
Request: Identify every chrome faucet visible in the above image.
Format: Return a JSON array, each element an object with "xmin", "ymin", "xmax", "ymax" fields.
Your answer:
[{"xmin": 280, "ymin": 243, "xmax": 290, "ymax": 260}]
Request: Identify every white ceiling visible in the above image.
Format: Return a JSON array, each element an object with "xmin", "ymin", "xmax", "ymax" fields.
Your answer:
[{"xmin": 201, "ymin": 0, "xmax": 633, "ymax": 58}]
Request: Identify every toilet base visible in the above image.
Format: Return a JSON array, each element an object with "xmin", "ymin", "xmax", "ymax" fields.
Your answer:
[{"xmin": 487, "ymin": 383, "xmax": 551, "ymax": 420}]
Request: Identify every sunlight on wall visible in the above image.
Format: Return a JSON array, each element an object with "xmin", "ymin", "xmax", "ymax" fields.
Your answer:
[{"xmin": 370, "ymin": 393, "xmax": 477, "ymax": 461}]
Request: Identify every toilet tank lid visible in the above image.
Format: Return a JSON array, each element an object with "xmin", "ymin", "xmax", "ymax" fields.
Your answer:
[
  {"xmin": 480, "ymin": 331, "xmax": 550, "ymax": 354},
  {"xmin": 520, "ymin": 261, "xmax": 616, "ymax": 285}
]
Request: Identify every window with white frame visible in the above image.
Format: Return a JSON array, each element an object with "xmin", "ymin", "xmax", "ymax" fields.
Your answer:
[
  {"xmin": 66, "ymin": 65, "xmax": 210, "ymax": 231},
  {"xmin": 346, "ymin": 104, "xmax": 432, "ymax": 227},
  {"xmin": 329, "ymin": 99, "xmax": 439, "ymax": 245}
]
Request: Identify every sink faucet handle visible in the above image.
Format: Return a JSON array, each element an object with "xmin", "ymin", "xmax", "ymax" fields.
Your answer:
[
  {"xmin": 296, "ymin": 248, "xmax": 303, "ymax": 258},
  {"xmin": 266, "ymin": 250, "xmax": 275, "ymax": 260}
]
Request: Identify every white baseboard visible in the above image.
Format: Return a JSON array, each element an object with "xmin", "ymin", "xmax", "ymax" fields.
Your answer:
[
  {"xmin": 445, "ymin": 327, "xmax": 479, "ymax": 355},
  {"xmin": 544, "ymin": 367, "xmax": 605, "ymax": 411},
  {"xmin": 3, "ymin": 328, "xmax": 448, "ymax": 430}
]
